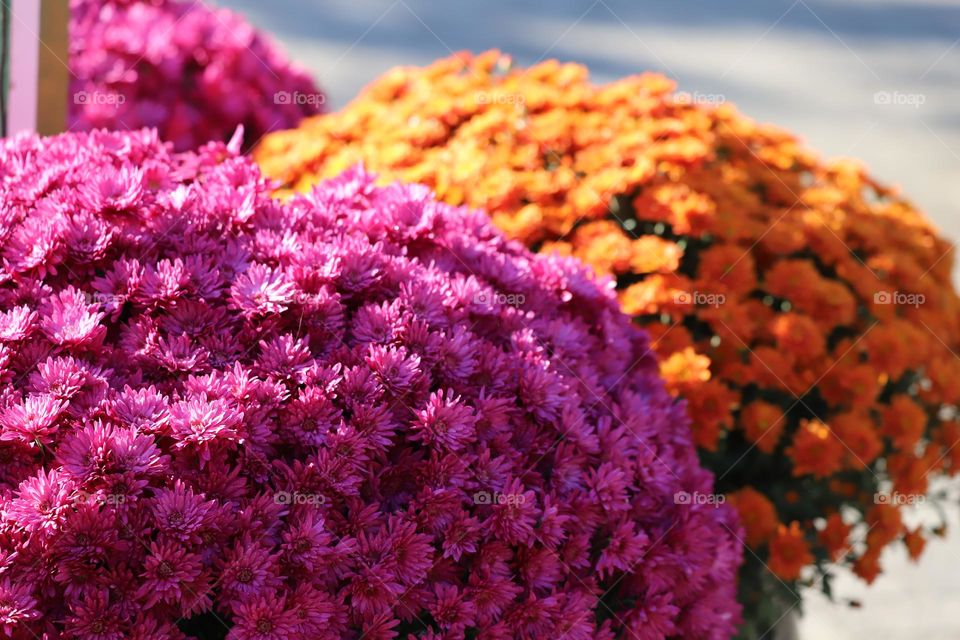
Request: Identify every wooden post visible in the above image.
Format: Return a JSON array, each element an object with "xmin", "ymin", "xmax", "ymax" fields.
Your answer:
[{"xmin": 37, "ymin": 0, "xmax": 69, "ymax": 135}]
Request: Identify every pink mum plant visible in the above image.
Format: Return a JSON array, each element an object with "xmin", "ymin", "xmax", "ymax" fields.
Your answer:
[
  {"xmin": 0, "ymin": 128, "xmax": 741, "ymax": 639},
  {"xmin": 69, "ymin": 0, "xmax": 323, "ymax": 151}
]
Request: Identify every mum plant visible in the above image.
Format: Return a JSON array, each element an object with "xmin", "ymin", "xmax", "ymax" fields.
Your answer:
[
  {"xmin": 254, "ymin": 50, "xmax": 960, "ymax": 636},
  {"xmin": 69, "ymin": 0, "xmax": 323, "ymax": 151},
  {"xmin": 0, "ymin": 128, "xmax": 741, "ymax": 639}
]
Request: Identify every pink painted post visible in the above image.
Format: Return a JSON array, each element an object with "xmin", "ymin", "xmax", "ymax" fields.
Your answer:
[{"xmin": 6, "ymin": 0, "xmax": 41, "ymax": 134}]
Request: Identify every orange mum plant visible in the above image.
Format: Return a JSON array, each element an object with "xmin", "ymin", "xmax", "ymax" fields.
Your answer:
[{"xmin": 254, "ymin": 51, "xmax": 960, "ymax": 634}]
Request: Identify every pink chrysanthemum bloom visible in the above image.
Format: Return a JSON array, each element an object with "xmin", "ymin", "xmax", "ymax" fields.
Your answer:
[
  {"xmin": 0, "ymin": 129, "xmax": 742, "ymax": 639},
  {"xmin": 0, "ymin": 579, "xmax": 41, "ymax": 635},
  {"xmin": 68, "ymin": 0, "xmax": 323, "ymax": 151}
]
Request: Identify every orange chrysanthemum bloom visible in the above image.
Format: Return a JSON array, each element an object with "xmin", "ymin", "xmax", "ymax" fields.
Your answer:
[
  {"xmin": 904, "ymin": 527, "xmax": 926, "ymax": 561},
  {"xmin": 866, "ymin": 502, "xmax": 904, "ymax": 549},
  {"xmin": 819, "ymin": 513, "xmax": 853, "ymax": 562},
  {"xmin": 882, "ymin": 395, "xmax": 928, "ymax": 451},
  {"xmin": 768, "ymin": 522, "xmax": 813, "ymax": 582},
  {"xmin": 936, "ymin": 421, "xmax": 960, "ymax": 471},
  {"xmin": 786, "ymin": 419, "xmax": 845, "ymax": 478},
  {"xmin": 853, "ymin": 547, "xmax": 883, "ymax": 585},
  {"xmin": 830, "ymin": 412, "xmax": 883, "ymax": 470},
  {"xmin": 254, "ymin": 50, "xmax": 960, "ymax": 617},
  {"xmin": 729, "ymin": 487, "xmax": 778, "ymax": 548},
  {"xmin": 739, "ymin": 400, "xmax": 786, "ymax": 454}
]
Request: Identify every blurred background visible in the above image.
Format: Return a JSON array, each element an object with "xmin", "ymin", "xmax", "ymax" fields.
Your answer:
[
  {"xmin": 213, "ymin": 1, "xmax": 960, "ymax": 637},
  {"xmin": 221, "ymin": 0, "xmax": 960, "ymax": 249}
]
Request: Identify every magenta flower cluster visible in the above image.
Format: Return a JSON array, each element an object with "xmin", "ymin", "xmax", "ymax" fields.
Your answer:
[
  {"xmin": 0, "ymin": 128, "xmax": 742, "ymax": 639},
  {"xmin": 69, "ymin": 0, "xmax": 323, "ymax": 151}
]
